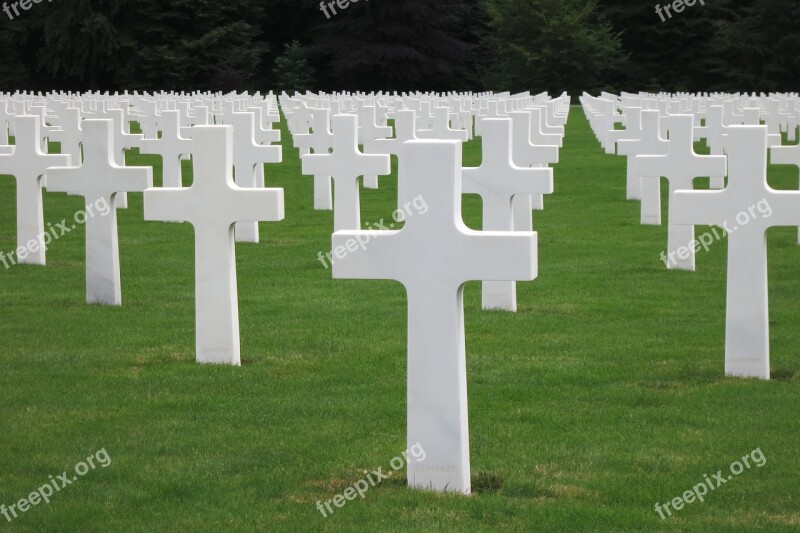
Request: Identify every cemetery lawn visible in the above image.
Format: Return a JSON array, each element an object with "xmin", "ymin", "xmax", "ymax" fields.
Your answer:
[{"xmin": 1, "ymin": 107, "xmax": 799, "ymax": 532}]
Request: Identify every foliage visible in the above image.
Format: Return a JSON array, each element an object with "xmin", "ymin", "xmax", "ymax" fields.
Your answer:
[
  {"xmin": 483, "ymin": 0, "xmax": 626, "ymax": 95},
  {"xmin": 0, "ymin": 0, "xmax": 795, "ymax": 93},
  {"xmin": 272, "ymin": 41, "xmax": 316, "ymax": 94}
]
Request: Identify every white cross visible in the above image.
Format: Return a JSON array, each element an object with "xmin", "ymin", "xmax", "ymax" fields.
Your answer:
[
  {"xmin": 139, "ymin": 110, "xmax": 191, "ymax": 188},
  {"xmin": 332, "ymin": 139, "xmax": 537, "ymax": 494},
  {"xmin": 508, "ymin": 111, "xmax": 558, "ymax": 231},
  {"xmin": 302, "ymin": 114, "xmax": 390, "ymax": 231},
  {"xmin": 608, "ymin": 107, "xmax": 642, "ymax": 149},
  {"xmin": 617, "ymin": 110, "xmax": 669, "ymax": 202},
  {"xmin": 693, "ymin": 105, "xmax": 726, "ymax": 189},
  {"xmin": 144, "ymin": 125, "xmax": 284, "ymax": 365},
  {"xmin": 231, "ymin": 111, "xmax": 282, "ymax": 243},
  {"xmin": 295, "ymin": 108, "xmax": 335, "ymax": 210},
  {"xmin": 463, "ymin": 118, "xmax": 552, "ymax": 311},
  {"xmin": 364, "ymin": 110, "xmax": 419, "ymax": 210},
  {"xmin": 770, "ymin": 140, "xmax": 800, "ymax": 243},
  {"xmin": 103, "ymin": 108, "xmax": 144, "ymax": 210},
  {"xmin": 358, "ymin": 106, "xmax": 392, "ymax": 189},
  {"xmin": 673, "ymin": 125, "xmax": 800, "ymax": 379},
  {"xmin": 46, "ymin": 119, "xmax": 151, "ymax": 304},
  {"xmin": 637, "ymin": 115, "xmax": 727, "ymax": 270},
  {"xmin": 51, "ymin": 107, "xmax": 83, "ymax": 164},
  {"xmin": 0, "ymin": 115, "xmax": 71, "ymax": 265},
  {"xmin": 417, "ymin": 107, "xmax": 469, "ymax": 142}
]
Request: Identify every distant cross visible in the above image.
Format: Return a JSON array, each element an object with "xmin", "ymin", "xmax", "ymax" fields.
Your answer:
[
  {"xmin": 231, "ymin": 111, "xmax": 282, "ymax": 243},
  {"xmin": 770, "ymin": 139, "xmax": 800, "ymax": 243},
  {"xmin": 673, "ymin": 126, "xmax": 800, "ymax": 379},
  {"xmin": 618, "ymin": 110, "xmax": 669, "ymax": 203},
  {"xmin": 608, "ymin": 107, "xmax": 642, "ymax": 150},
  {"xmin": 364, "ymin": 110, "xmax": 419, "ymax": 210},
  {"xmin": 463, "ymin": 118, "xmax": 552, "ymax": 311},
  {"xmin": 333, "ymin": 139, "xmax": 537, "ymax": 494},
  {"xmin": 508, "ymin": 111, "xmax": 558, "ymax": 231},
  {"xmin": 295, "ymin": 108, "xmax": 335, "ymax": 210},
  {"xmin": 46, "ymin": 119, "xmax": 151, "ymax": 304},
  {"xmin": 302, "ymin": 114, "xmax": 390, "ymax": 231},
  {"xmin": 144, "ymin": 125, "xmax": 284, "ymax": 365},
  {"xmin": 417, "ymin": 107, "xmax": 469, "ymax": 142},
  {"xmin": 358, "ymin": 106, "xmax": 392, "ymax": 189},
  {"xmin": 637, "ymin": 115, "xmax": 727, "ymax": 270},
  {"xmin": 139, "ymin": 110, "xmax": 192, "ymax": 188}
]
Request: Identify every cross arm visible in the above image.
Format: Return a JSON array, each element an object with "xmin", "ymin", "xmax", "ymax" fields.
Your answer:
[
  {"xmin": 690, "ymin": 153, "xmax": 727, "ymax": 178},
  {"xmin": 301, "ymin": 153, "xmax": 330, "ymax": 176},
  {"xmin": 43, "ymin": 165, "xmax": 82, "ymax": 193},
  {"xmin": 771, "ymin": 144, "xmax": 800, "ymax": 167},
  {"xmin": 671, "ymin": 189, "xmax": 729, "ymax": 226},
  {"xmin": 458, "ymin": 230, "xmax": 537, "ymax": 284},
  {"xmin": 116, "ymin": 166, "xmax": 153, "ymax": 193},
  {"xmin": 462, "ymin": 167, "xmax": 552, "ymax": 198},
  {"xmin": 331, "ymin": 230, "xmax": 404, "ymax": 282},
  {"xmin": 635, "ymin": 154, "xmax": 668, "ymax": 177},
  {"xmin": 143, "ymin": 188, "xmax": 193, "ymax": 223},
  {"xmin": 230, "ymin": 188, "xmax": 285, "ymax": 223}
]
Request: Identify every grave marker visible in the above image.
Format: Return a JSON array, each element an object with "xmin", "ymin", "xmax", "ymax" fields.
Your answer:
[{"xmin": 144, "ymin": 125, "xmax": 284, "ymax": 365}]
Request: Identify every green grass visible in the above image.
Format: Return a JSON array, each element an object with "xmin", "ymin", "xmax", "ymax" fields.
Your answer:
[{"xmin": 0, "ymin": 108, "xmax": 799, "ymax": 531}]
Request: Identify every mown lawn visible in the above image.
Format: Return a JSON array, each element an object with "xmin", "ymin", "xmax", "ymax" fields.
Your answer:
[{"xmin": 0, "ymin": 107, "xmax": 798, "ymax": 531}]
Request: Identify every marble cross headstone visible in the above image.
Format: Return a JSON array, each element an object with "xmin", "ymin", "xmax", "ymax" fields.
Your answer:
[
  {"xmin": 508, "ymin": 111, "xmax": 558, "ymax": 231},
  {"xmin": 138, "ymin": 110, "xmax": 191, "ymax": 188},
  {"xmin": 46, "ymin": 119, "xmax": 151, "ymax": 304},
  {"xmin": 231, "ymin": 111, "xmax": 282, "ymax": 243},
  {"xmin": 673, "ymin": 125, "xmax": 800, "ymax": 379},
  {"xmin": 302, "ymin": 114, "xmax": 390, "ymax": 231},
  {"xmin": 637, "ymin": 115, "xmax": 727, "ymax": 270},
  {"xmin": 694, "ymin": 105, "xmax": 726, "ymax": 189},
  {"xmin": 332, "ymin": 139, "xmax": 538, "ymax": 494},
  {"xmin": 417, "ymin": 107, "xmax": 469, "ymax": 142},
  {"xmin": 144, "ymin": 125, "xmax": 284, "ymax": 365},
  {"xmin": 463, "ymin": 118, "xmax": 552, "ymax": 311},
  {"xmin": 106, "ymin": 108, "xmax": 145, "ymax": 210},
  {"xmin": 358, "ymin": 106, "xmax": 392, "ymax": 189},
  {"xmin": 51, "ymin": 107, "xmax": 83, "ymax": 164},
  {"xmin": 0, "ymin": 115, "xmax": 71, "ymax": 265},
  {"xmin": 364, "ymin": 110, "xmax": 419, "ymax": 210},
  {"xmin": 770, "ymin": 141, "xmax": 800, "ymax": 243},
  {"xmin": 617, "ymin": 110, "xmax": 668, "ymax": 202},
  {"xmin": 295, "ymin": 108, "xmax": 335, "ymax": 210}
]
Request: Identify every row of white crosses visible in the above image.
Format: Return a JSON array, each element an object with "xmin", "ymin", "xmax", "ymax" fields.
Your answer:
[
  {"xmin": 293, "ymin": 93, "xmax": 566, "ymax": 312},
  {"xmin": 0, "ymin": 93, "xmax": 284, "ymax": 366},
  {"xmin": 5, "ymin": 90, "xmax": 566, "ymax": 496},
  {"xmin": 582, "ymin": 91, "xmax": 800, "ymax": 380}
]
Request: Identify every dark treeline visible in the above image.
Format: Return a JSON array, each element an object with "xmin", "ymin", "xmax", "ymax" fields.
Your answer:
[{"xmin": 0, "ymin": 0, "xmax": 796, "ymax": 94}]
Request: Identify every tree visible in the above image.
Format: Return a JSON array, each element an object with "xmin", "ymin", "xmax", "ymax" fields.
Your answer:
[
  {"xmin": 309, "ymin": 0, "xmax": 483, "ymax": 92},
  {"xmin": 708, "ymin": 0, "xmax": 800, "ymax": 92},
  {"xmin": 115, "ymin": 0, "xmax": 269, "ymax": 92},
  {"xmin": 273, "ymin": 41, "xmax": 316, "ymax": 93},
  {"xmin": 483, "ymin": 0, "xmax": 626, "ymax": 95},
  {"xmin": 37, "ymin": 0, "xmax": 127, "ymax": 90}
]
